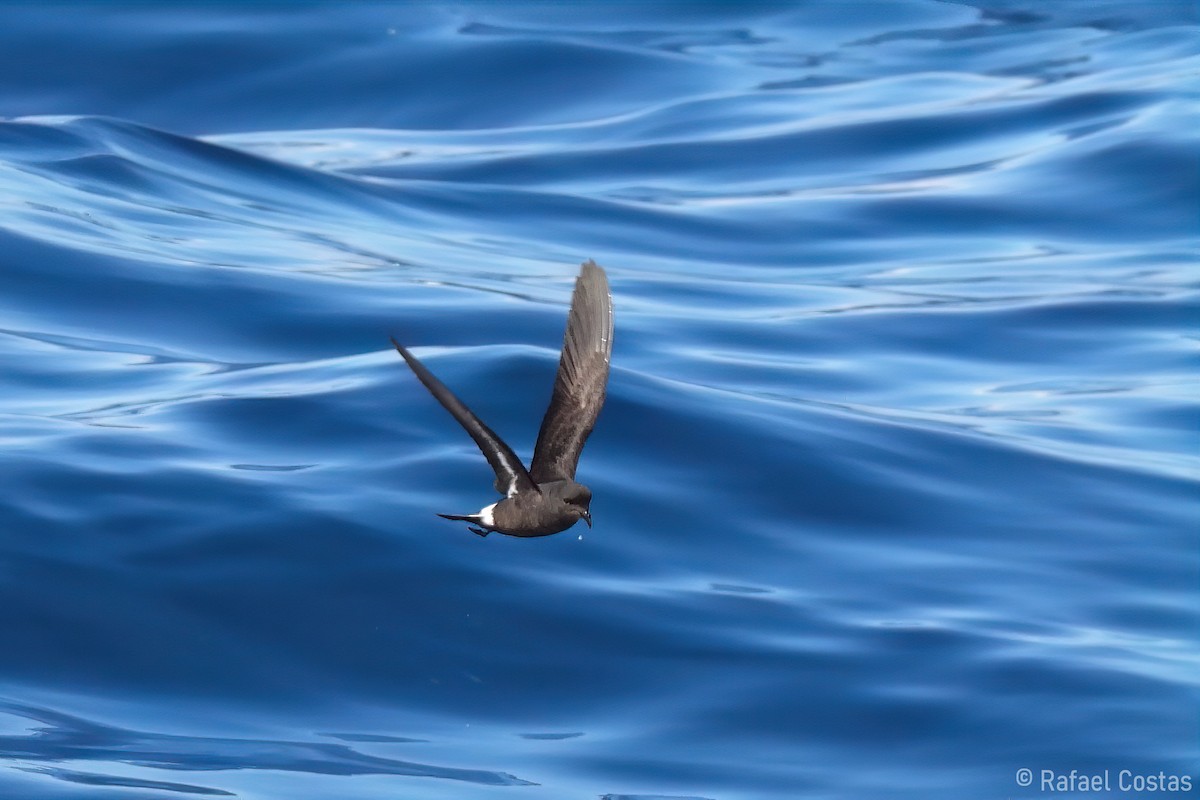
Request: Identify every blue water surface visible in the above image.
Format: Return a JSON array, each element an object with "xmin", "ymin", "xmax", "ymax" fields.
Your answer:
[{"xmin": 1, "ymin": 2, "xmax": 1197, "ymax": 798}]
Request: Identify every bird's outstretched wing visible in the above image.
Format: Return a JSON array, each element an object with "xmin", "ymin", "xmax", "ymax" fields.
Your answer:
[
  {"xmin": 391, "ymin": 338, "xmax": 538, "ymax": 498},
  {"xmin": 530, "ymin": 261, "xmax": 614, "ymax": 484}
]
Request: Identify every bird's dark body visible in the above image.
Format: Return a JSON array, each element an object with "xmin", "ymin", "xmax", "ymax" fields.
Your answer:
[
  {"xmin": 392, "ymin": 261, "xmax": 613, "ymax": 538},
  {"xmin": 444, "ymin": 481, "xmax": 592, "ymax": 537}
]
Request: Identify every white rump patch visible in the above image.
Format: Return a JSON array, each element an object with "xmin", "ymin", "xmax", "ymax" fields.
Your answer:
[{"xmin": 477, "ymin": 502, "xmax": 497, "ymax": 528}]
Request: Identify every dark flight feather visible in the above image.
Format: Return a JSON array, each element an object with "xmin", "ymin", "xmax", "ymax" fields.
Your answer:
[
  {"xmin": 529, "ymin": 260, "xmax": 614, "ymax": 484},
  {"xmin": 390, "ymin": 338, "xmax": 538, "ymax": 497}
]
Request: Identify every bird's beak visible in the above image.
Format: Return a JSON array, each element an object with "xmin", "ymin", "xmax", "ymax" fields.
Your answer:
[{"xmin": 582, "ymin": 511, "xmax": 592, "ymax": 528}]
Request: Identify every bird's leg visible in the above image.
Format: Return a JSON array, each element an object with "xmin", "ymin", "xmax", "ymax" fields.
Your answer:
[{"xmin": 468, "ymin": 526, "xmax": 490, "ymax": 538}]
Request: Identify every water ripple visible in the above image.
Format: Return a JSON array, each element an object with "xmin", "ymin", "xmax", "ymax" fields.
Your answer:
[{"xmin": 0, "ymin": 701, "xmax": 533, "ymax": 789}]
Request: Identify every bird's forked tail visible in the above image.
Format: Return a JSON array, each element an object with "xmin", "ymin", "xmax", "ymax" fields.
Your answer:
[{"xmin": 437, "ymin": 513, "xmax": 481, "ymax": 523}]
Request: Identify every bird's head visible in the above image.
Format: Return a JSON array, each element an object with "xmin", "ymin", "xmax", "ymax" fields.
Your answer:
[{"xmin": 564, "ymin": 484, "xmax": 593, "ymax": 528}]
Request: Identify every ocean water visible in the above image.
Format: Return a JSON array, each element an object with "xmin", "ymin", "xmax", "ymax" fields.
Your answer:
[{"xmin": 1, "ymin": 2, "xmax": 1197, "ymax": 798}]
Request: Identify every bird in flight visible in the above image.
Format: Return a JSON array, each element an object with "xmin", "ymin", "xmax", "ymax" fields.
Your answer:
[{"xmin": 391, "ymin": 260, "xmax": 613, "ymax": 538}]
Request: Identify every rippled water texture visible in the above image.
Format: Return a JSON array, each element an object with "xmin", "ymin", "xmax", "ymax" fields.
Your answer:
[{"xmin": 1, "ymin": 2, "xmax": 1197, "ymax": 798}]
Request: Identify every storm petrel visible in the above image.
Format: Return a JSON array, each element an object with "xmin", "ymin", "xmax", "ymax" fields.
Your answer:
[{"xmin": 391, "ymin": 260, "xmax": 613, "ymax": 538}]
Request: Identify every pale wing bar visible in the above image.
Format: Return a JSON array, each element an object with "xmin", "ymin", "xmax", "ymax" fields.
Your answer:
[
  {"xmin": 529, "ymin": 261, "xmax": 614, "ymax": 484},
  {"xmin": 391, "ymin": 338, "xmax": 538, "ymax": 497}
]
